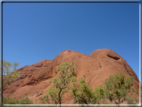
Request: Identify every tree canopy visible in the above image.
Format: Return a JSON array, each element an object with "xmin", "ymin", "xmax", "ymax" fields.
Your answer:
[
  {"xmin": 104, "ymin": 72, "xmax": 135, "ymax": 106},
  {"xmin": 0, "ymin": 60, "xmax": 20, "ymax": 90},
  {"xmin": 39, "ymin": 62, "xmax": 77, "ymax": 106}
]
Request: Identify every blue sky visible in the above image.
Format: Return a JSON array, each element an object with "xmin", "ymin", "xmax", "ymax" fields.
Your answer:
[{"xmin": 3, "ymin": 3, "xmax": 140, "ymax": 80}]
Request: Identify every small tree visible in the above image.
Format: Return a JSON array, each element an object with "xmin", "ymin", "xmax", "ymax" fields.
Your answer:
[
  {"xmin": 39, "ymin": 62, "xmax": 77, "ymax": 106},
  {"xmin": 69, "ymin": 78, "xmax": 96, "ymax": 104},
  {"xmin": 104, "ymin": 72, "xmax": 135, "ymax": 106},
  {"xmin": 0, "ymin": 60, "xmax": 20, "ymax": 90},
  {"xmin": 94, "ymin": 86, "xmax": 109, "ymax": 104},
  {"xmin": 13, "ymin": 62, "xmax": 20, "ymax": 71}
]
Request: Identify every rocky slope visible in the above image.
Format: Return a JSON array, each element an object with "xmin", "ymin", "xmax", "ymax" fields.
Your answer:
[{"xmin": 3, "ymin": 48, "xmax": 140, "ymax": 104}]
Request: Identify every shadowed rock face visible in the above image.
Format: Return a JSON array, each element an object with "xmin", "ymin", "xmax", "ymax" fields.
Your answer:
[{"xmin": 3, "ymin": 48, "xmax": 140, "ymax": 104}]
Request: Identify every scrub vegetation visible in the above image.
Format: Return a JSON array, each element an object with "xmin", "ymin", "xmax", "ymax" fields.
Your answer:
[
  {"xmin": 39, "ymin": 62, "xmax": 138, "ymax": 107},
  {"xmin": 1, "ymin": 61, "xmax": 139, "ymax": 106}
]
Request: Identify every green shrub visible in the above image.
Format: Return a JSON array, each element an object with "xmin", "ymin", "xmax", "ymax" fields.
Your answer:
[
  {"xmin": 39, "ymin": 95, "xmax": 50, "ymax": 104},
  {"xmin": 6, "ymin": 98, "xmax": 19, "ymax": 104},
  {"xmin": 19, "ymin": 97, "xmax": 33, "ymax": 104},
  {"xmin": 3, "ymin": 96, "xmax": 33, "ymax": 104},
  {"xmin": 104, "ymin": 72, "xmax": 135, "ymax": 106},
  {"xmin": 3, "ymin": 97, "xmax": 9, "ymax": 104}
]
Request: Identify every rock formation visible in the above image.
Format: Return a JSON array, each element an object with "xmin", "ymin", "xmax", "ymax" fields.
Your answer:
[{"xmin": 3, "ymin": 48, "xmax": 140, "ymax": 104}]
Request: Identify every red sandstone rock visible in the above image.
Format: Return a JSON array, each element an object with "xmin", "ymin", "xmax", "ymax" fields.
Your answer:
[{"xmin": 3, "ymin": 49, "xmax": 140, "ymax": 104}]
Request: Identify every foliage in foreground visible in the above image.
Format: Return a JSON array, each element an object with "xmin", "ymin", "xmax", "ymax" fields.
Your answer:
[
  {"xmin": 69, "ymin": 72, "xmax": 138, "ymax": 105},
  {"xmin": 1, "ymin": 60, "xmax": 139, "ymax": 105},
  {"xmin": 3, "ymin": 96, "xmax": 33, "ymax": 104},
  {"xmin": 39, "ymin": 61, "xmax": 138, "ymax": 106},
  {"xmin": 0, "ymin": 60, "xmax": 21, "ymax": 90},
  {"xmin": 39, "ymin": 62, "xmax": 77, "ymax": 106},
  {"xmin": 69, "ymin": 78, "xmax": 96, "ymax": 104},
  {"xmin": 69, "ymin": 77, "xmax": 109, "ymax": 104},
  {"xmin": 104, "ymin": 72, "xmax": 136, "ymax": 105}
]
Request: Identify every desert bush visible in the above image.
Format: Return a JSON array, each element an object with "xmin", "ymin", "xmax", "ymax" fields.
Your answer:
[
  {"xmin": 3, "ymin": 96, "xmax": 33, "ymax": 104},
  {"xmin": 19, "ymin": 97, "xmax": 33, "ymax": 104},
  {"xmin": 69, "ymin": 78, "xmax": 96, "ymax": 104},
  {"xmin": 39, "ymin": 95, "xmax": 50, "ymax": 104},
  {"xmin": 6, "ymin": 98, "xmax": 19, "ymax": 104},
  {"xmin": 104, "ymin": 72, "xmax": 136, "ymax": 106}
]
